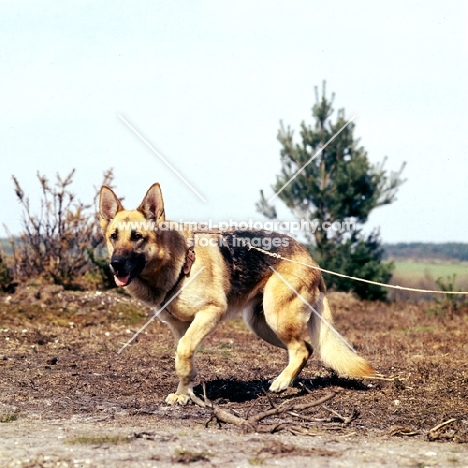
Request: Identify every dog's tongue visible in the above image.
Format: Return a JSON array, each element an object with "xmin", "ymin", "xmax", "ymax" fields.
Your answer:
[{"xmin": 114, "ymin": 275, "xmax": 130, "ymax": 287}]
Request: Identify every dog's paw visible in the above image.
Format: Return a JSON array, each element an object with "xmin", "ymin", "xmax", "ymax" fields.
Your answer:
[
  {"xmin": 269, "ymin": 377, "xmax": 291, "ymax": 393},
  {"xmin": 165, "ymin": 393, "xmax": 191, "ymax": 406}
]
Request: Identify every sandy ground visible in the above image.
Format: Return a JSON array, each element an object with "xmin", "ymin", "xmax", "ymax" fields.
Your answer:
[{"xmin": 1, "ymin": 417, "xmax": 468, "ymax": 467}]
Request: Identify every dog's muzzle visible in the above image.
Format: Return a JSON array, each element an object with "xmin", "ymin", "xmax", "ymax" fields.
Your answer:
[{"xmin": 109, "ymin": 252, "xmax": 146, "ymax": 287}]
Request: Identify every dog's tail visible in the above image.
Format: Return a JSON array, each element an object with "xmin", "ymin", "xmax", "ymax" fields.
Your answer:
[{"xmin": 308, "ymin": 296, "xmax": 375, "ymax": 378}]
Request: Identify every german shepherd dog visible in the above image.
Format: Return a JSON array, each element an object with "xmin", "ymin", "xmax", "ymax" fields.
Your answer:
[{"xmin": 99, "ymin": 183, "xmax": 375, "ymax": 405}]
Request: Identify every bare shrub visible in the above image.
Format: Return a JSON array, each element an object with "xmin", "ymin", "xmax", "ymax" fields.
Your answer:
[
  {"xmin": 6, "ymin": 168, "xmax": 115, "ymax": 290},
  {"xmin": 0, "ymin": 248, "xmax": 16, "ymax": 293}
]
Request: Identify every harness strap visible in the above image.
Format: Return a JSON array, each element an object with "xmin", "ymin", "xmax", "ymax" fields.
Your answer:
[
  {"xmin": 161, "ymin": 245, "xmax": 196, "ymax": 307},
  {"xmin": 160, "ymin": 229, "xmax": 231, "ymax": 307}
]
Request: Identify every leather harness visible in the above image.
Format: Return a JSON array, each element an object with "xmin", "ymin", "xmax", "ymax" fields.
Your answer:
[{"xmin": 161, "ymin": 229, "xmax": 226, "ymax": 307}]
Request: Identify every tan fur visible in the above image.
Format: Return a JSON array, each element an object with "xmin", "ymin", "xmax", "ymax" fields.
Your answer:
[
  {"xmin": 308, "ymin": 296, "xmax": 375, "ymax": 377},
  {"xmin": 99, "ymin": 183, "xmax": 375, "ymax": 405}
]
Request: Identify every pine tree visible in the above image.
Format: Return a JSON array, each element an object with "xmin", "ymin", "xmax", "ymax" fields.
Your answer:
[{"xmin": 258, "ymin": 81, "xmax": 405, "ymax": 300}]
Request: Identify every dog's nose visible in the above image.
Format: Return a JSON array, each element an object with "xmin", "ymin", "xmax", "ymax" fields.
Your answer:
[{"xmin": 110, "ymin": 257, "xmax": 126, "ymax": 274}]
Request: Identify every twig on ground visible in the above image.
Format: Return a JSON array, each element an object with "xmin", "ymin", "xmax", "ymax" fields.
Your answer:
[
  {"xmin": 322, "ymin": 406, "xmax": 359, "ymax": 425},
  {"xmin": 191, "ymin": 389, "xmax": 254, "ymax": 429},
  {"xmin": 287, "ymin": 411, "xmax": 327, "ymax": 423},
  {"xmin": 189, "ymin": 390, "xmax": 207, "ymax": 408},
  {"xmin": 288, "ymin": 411, "xmax": 333, "ymax": 423},
  {"xmin": 427, "ymin": 418, "xmax": 457, "ymax": 440},
  {"xmin": 428, "ymin": 418, "xmax": 456, "ymax": 434},
  {"xmin": 202, "ymin": 382, "xmax": 209, "ymax": 406},
  {"xmin": 246, "ymin": 399, "xmax": 262, "ymax": 420},
  {"xmin": 212, "ymin": 406, "xmax": 253, "ymax": 429},
  {"xmin": 247, "ymin": 391, "xmax": 336, "ymax": 424},
  {"xmin": 361, "ymin": 375, "xmax": 395, "ymax": 381},
  {"xmin": 297, "ymin": 381, "xmax": 314, "ymax": 394},
  {"xmin": 253, "ymin": 423, "xmax": 309, "ymax": 435},
  {"xmin": 285, "ymin": 392, "xmax": 338, "ymax": 412},
  {"xmin": 262, "ymin": 388, "xmax": 277, "ymax": 409},
  {"xmin": 190, "ymin": 388, "xmax": 338, "ymax": 434},
  {"xmin": 389, "ymin": 426, "xmax": 419, "ymax": 437}
]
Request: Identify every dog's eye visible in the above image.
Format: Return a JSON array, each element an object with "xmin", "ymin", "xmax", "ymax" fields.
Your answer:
[
  {"xmin": 131, "ymin": 231, "xmax": 144, "ymax": 241},
  {"xmin": 110, "ymin": 231, "xmax": 118, "ymax": 241}
]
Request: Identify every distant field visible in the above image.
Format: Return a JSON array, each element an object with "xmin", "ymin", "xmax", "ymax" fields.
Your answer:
[
  {"xmin": 393, "ymin": 260, "xmax": 468, "ymax": 279},
  {"xmin": 390, "ymin": 260, "xmax": 468, "ymax": 301}
]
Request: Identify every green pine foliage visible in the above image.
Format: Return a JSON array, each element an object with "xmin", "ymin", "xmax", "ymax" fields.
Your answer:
[
  {"xmin": 318, "ymin": 231, "xmax": 394, "ymax": 301},
  {"xmin": 259, "ymin": 81, "xmax": 405, "ymax": 300}
]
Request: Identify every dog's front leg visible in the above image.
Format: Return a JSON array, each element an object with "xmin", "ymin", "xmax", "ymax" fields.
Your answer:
[
  {"xmin": 157, "ymin": 309, "xmax": 191, "ymax": 344},
  {"xmin": 165, "ymin": 305, "xmax": 224, "ymax": 406}
]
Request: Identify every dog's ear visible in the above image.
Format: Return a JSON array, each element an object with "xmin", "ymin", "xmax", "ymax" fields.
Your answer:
[
  {"xmin": 138, "ymin": 183, "xmax": 165, "ymax": 222},
  {"xmin": 99, "ymin": 186, "xmax": 124, "ymax": 230}
]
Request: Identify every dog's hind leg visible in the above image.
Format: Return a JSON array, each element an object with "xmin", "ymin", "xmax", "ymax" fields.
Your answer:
[
  {"xmin": 262, "ymin": 274, "xmax": 315, "ymax": 393},
  {"xmin": 242, "ymin": 298, "xmax": 286, "ymax": 349}
]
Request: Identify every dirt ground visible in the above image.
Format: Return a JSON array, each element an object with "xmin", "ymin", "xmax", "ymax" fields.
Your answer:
[{"xmin": 1, "ymin": 285, "xmax": 467, "ymax": 467}]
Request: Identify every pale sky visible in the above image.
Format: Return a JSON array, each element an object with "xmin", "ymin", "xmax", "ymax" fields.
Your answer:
[{"xmin": 1, "ymin": 1, "xmax": 467, "ymax": 243}]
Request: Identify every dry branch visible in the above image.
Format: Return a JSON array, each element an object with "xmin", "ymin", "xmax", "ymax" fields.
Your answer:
[
  {"xmin": 428, "ymin": 418, "xmax": 456, "ymax": 434},
  {"xmin": 322, "ymin": 406, "xmax": 359, "ymax": 425},
  {"xmin": 427, "ymin": 418, "xmax": 457, "ymax": 440},
  {"xmin": 247, "ymin": 391, "xmax": 337, "ymax": 424},
  {"xmin": 190, "ymin": 389, "xmax": 337, "ymax": 434}
]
